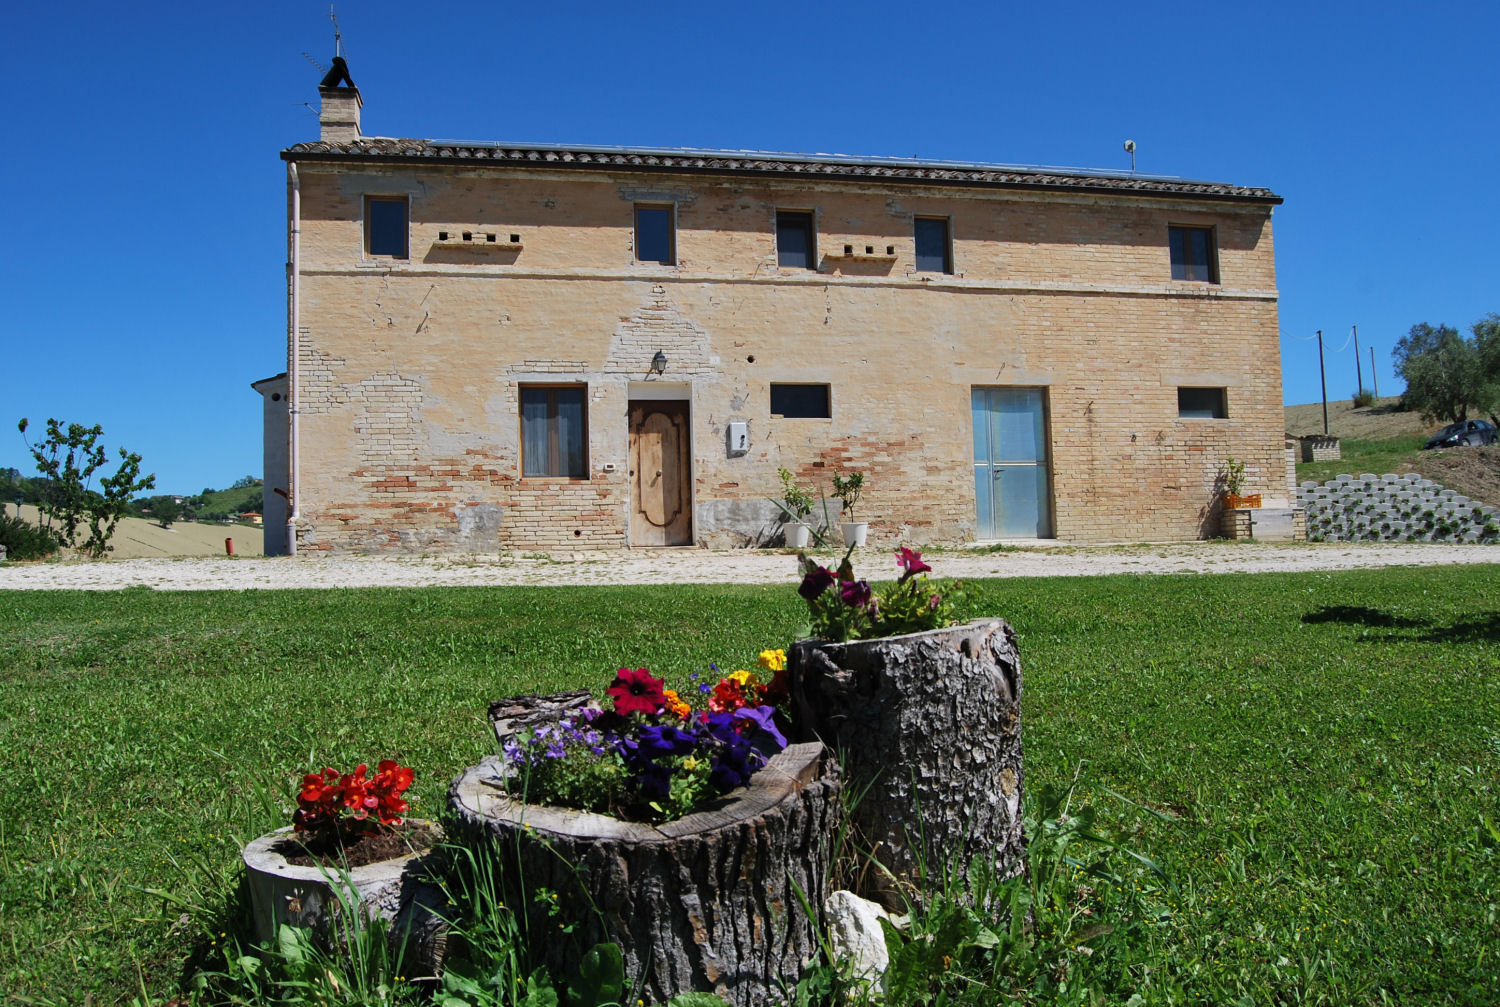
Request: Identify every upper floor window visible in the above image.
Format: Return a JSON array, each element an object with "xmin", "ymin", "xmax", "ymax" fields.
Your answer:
[
  {"xmin": 634, "ymin": 204, "xmax": 675, "ymax": 265},
  {"xmin": 521, "ymin": 385, "xmax": 588, "ymax": 478},
  {"xmin": 365, "ymin": 196, "xmax": 409, "ymax": 258},
  {"xmin": 776, "ymin": 211, "xmax": 816, "ymax": 269},
  {"xmin": 1168, "ymin": 225, "xmax": 1217, "ymax": 283},
  {"xmin": 1178, "ymin": 387, "xmax": 1227, "ymax": 419},
  {"xmin": 914, "ymin": 216, "xmax": 952, "ymax": 273}
]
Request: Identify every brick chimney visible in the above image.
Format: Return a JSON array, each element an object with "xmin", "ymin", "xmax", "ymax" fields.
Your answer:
[{"xmin": 317, "ymin": 56, "xmax": 361, "ymax": 142}]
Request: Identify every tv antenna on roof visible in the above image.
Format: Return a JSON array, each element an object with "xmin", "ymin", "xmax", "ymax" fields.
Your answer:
[
  {"xmin": 329, "ymin": 5, "xmax": 344, "ymax": 58},
  {"xmin": 1123, "ymin": 139, "xmax": 1137, "ymax": 173}
]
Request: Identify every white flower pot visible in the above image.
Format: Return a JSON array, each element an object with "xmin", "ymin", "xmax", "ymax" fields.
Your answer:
[
  {"xmin": 785, "ymin": 522, "xmax": 812, "ymax": 548},
  {"xmin": 841, "ymin": 522, "xmax": 868, "ymax": 547}
]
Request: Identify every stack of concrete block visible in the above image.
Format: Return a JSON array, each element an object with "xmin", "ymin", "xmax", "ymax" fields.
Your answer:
[{"xmin": 1296, "ymin": 472, "xmax": 1500, "ymax": 543}]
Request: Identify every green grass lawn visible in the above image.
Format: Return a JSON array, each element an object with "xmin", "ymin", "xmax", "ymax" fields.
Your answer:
[
  {"xmin": 1295, "ymin": 435, "xmax": 1428, "ymax": 484},
  {"xmin": 2, "ymin": 568, "xmax": 1498, "ymax": 1004}
]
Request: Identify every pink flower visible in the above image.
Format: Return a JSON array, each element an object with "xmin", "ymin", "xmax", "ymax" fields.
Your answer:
[{"xmin": 896, "ymin": 547, "xmax": 931, "ymax": 578}]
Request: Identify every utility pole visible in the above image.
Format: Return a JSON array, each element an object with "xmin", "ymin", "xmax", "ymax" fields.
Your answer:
[
  {"xmin": 1370, "ymin": 346, "xmax": 1378, "ymax": 399},
  {"xmin": 1318, "ymin": 330, "xmax": 1329, "ymax": 435},
  {"xmin": 1353, "ymin": 325, "xmax": 1363, "ymax": 396}
]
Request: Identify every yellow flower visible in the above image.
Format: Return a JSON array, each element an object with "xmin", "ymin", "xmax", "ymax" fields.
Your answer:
[
  {"xmin": 727, "ymin": 669, "xmax": 760, "ymax": 687},
  {"xmin": 758, "ymin": 648, "xmax": 788, "ymax": 672},
  {"xmin": 682, "ymin": 756, "xmax": 700, "ymax": 771}
]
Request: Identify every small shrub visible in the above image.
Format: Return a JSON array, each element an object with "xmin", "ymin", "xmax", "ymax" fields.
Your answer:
[
  {"xmin": 1351, "ymin": 388, "xmax": 1376, "ymax": 408},
  {"xmin": 0, "ymin": 513, "xmax": 61, "ymax": 561}
]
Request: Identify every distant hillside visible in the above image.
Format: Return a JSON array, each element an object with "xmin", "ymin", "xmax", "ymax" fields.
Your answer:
[
  {"xmin": 192, "ymin": 482, "xmax": 264, "ymax": 521},
  {"xmin": 1284, "ymin": 396, "xmax": 1429, "ymax": 439},
  {"xmin": 11, "ymin": 505, "xmax": 263, "ymax": 559}
]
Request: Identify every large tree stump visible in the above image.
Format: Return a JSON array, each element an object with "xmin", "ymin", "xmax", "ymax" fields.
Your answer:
[
  {"xmin": 448, "ymin": 742, "xmax": 840, "ymax": 1007},
  {"xmin": 789, "ymin": 618, "xmax": 1025, "ymax": 907}
]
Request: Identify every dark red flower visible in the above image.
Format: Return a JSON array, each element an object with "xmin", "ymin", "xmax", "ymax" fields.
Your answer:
[
  {"xmin": 607, "ymin": 667, "xmax": 667, "ymax": 716},
  {"xmin": 798, "ymin": 565, "xmax": 836, "ymax": 600}
]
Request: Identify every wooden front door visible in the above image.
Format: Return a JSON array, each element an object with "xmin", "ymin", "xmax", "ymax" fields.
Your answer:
[{"xmin": 628, "ymin": 400, "xmax": 692, "ymax": 546}]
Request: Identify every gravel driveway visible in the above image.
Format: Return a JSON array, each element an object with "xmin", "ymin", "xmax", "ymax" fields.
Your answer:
[{"xmin": 1, "ymin": 542, "xmax": 1495, "ymax": 591}]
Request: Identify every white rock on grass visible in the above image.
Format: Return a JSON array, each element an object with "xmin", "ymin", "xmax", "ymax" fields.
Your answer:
[{"xmin": 825, "ymin": 889, "xmax": 891, "ymax": 990}]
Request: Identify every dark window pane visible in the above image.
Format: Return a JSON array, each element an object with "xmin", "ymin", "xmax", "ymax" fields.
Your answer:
[
  {"xmin": 1177, "ymin": 387, "xmax": 1227, "ymax": 419},
  {"xmin": 635, "ymin": 206, "xmax": 673, "ymax": 264},
  {"xmin": 770, "ymin": 383, "xmax": 831, "ymax": 418},
  {"xmin": 521, "ymin": 386, "xmax": 588, "ymax": 477},
  {"xmin": 914, "ymin": 217, "xmax": 951, "ymax": 273},
  {"xmin": 1168, "ymin": 225, "xmax": 1215, "ymax": 282},
  {"xmin": 367, "ymin": 198, "xmax": 408, "ymax": 257},
  {"xmin": 777, "ymin": 211, "xmax": 814, "ymax": 269}
]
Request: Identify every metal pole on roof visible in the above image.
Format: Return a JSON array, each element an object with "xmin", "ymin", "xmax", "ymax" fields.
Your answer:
[{"xmin": 1318, "ymin": 330, "xmax": 1329, "ymax": 435}]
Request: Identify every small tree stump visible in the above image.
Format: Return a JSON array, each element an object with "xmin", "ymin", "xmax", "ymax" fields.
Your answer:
[
  {"xmin": 241, "ymin": 824, "xmax": 448, "ymax": 973},
  {"xmin": 448, "ymin": 742, "xmax": 840, "ymax": 1007},
  {"xmin": 789, "ymin": 618, "xmax": 1025, "ymax": 907}
]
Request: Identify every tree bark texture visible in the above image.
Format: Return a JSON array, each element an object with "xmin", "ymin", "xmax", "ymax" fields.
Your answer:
[
  {"xmin": 789, "ymin": 618, "xmax": 1025, "ymax": 908},
  {"xmin": 241, "ymin": 824, "xmax": 448, "ymax": 975},
  {"xmin": 447, "ymin": 742, "xmax": 841, "ymax": 1007}
]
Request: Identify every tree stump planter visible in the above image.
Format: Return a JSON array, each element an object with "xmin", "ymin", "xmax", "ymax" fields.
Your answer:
[
  {"xmin": 789, "ymin": 618, "xmax": 1025, "ymax": 908},
  {"xmin": 241, "ymin": 822, "xmax": 448, "ymax": 973},
  {"xmin": 447, "ymin": 742, "xmax": 840, "ymax": 1007}
]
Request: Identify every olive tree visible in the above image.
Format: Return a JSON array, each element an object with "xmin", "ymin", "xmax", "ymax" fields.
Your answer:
[{"xmin": 17, "ymin": 418, "xmax": 156, "ymax": 557}]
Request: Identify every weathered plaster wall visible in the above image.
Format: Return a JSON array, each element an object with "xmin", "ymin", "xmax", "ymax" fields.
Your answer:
[{"xmin": 288, "ymin": 164, "xmax": 1282, "ymax": 552}]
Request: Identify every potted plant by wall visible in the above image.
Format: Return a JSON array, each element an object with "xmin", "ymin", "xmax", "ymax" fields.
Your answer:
[
  {"xmin": 774, "ymin": 466, "xmax": 816, "ymax": 548},
  {"xmin": 449, "ymin": 658, "xmax": 839, "ymax": 1006},
  {"xmin": 241, "ymin": 760, "xmax": 446, "ymax": 967},
  {"xmin": 1219, "ymin": 456, "xmax": 1260, "ymax": 509},
  {"xmin": 789, "ymin": 547, "xmax": 1026, "ymax": 908},
  {"xmin": 832, "ymin": 469, "xmax": 867, "ymax": 546}
]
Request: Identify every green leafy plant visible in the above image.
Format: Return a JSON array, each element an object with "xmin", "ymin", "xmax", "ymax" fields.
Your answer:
[
  {"xmin": 777, "ymin": 467, "xmax": 814, "ymax": 521},
  {"xmin": 16, "ymin": 417, "xmax": 155, "ymax": 557},
  {"xmin": 1217, "ymin": 455, "xmax": 1245, "ymax": 496},
  {"xmin": 0, "ymin": 513, "xmax": 60, "ymax": 561},
  {"xmin": 797, "ymin": 545, "xmax": 958, "ymax": 642},
  {"xmin": 831, "ymin": 470, "xmax": 864, "ymax": 522},
  {"xmin": 1351, "ymin": 388, "xmax": 1376, "ymax": 408}
]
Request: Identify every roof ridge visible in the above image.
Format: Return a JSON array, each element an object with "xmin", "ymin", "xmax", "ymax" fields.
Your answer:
[{"xmin": 282, "ymin": 138, "xmax": 1281, "ymax": 203}]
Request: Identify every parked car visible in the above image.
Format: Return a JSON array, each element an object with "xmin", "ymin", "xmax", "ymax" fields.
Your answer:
[{"xmin": 1423, "ymin": 418, "xmax": 1498, "ymax": 449}]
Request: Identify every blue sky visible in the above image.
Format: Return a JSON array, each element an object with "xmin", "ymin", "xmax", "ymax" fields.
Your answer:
[{"xmin": 3, "ymin": 1, "xmax": 1497, "ymax": 494}]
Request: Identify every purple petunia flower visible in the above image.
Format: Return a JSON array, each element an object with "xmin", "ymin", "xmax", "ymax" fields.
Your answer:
[
  {"xmin": 732, "ymin": 705, "xmax": 788, "ymax": 751},
  {"xmin": 839, "ymin": 579, "xmax": 873, "ymax": 609}
]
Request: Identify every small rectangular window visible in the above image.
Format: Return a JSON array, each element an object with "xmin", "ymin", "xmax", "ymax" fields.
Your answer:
[
  {"xmin": 776, "ymin": 211, "xmax": 816, "ymax": 269},
  {"xmin": 634, "ymin": 204, "xmax": 675, "ymax": 265},
  {"xmin": 914, "ymin": 216, "xmax": 952, "ymax": 273},
  {"xmin": 1168, "ymin": 225, "xmax": 1217, "ymax": 282},
  {"xmin": 521, "ymin": 385, "xmax": 589, "ymax": 478},
  {"xmin": 770, "ymin": 383, "xmax": 831, "ymax": 418},
  {"xmin": 365, "ymin": 196, "xmax": 409, "ymax": 258},
  {"xmin": 1178, "ymin": 387, "xmax": 1227, "ymax": 419}
]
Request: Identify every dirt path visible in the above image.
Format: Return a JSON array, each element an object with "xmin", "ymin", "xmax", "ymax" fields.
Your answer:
[{"xmin": 1, "ymin": 542, "xmax": 1495, "ymax": 591}]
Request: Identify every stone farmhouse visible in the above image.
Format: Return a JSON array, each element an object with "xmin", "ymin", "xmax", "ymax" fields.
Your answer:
[{"xmin": 258, "ymin": 65, "xmax": 1286, "ymax": 555}]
